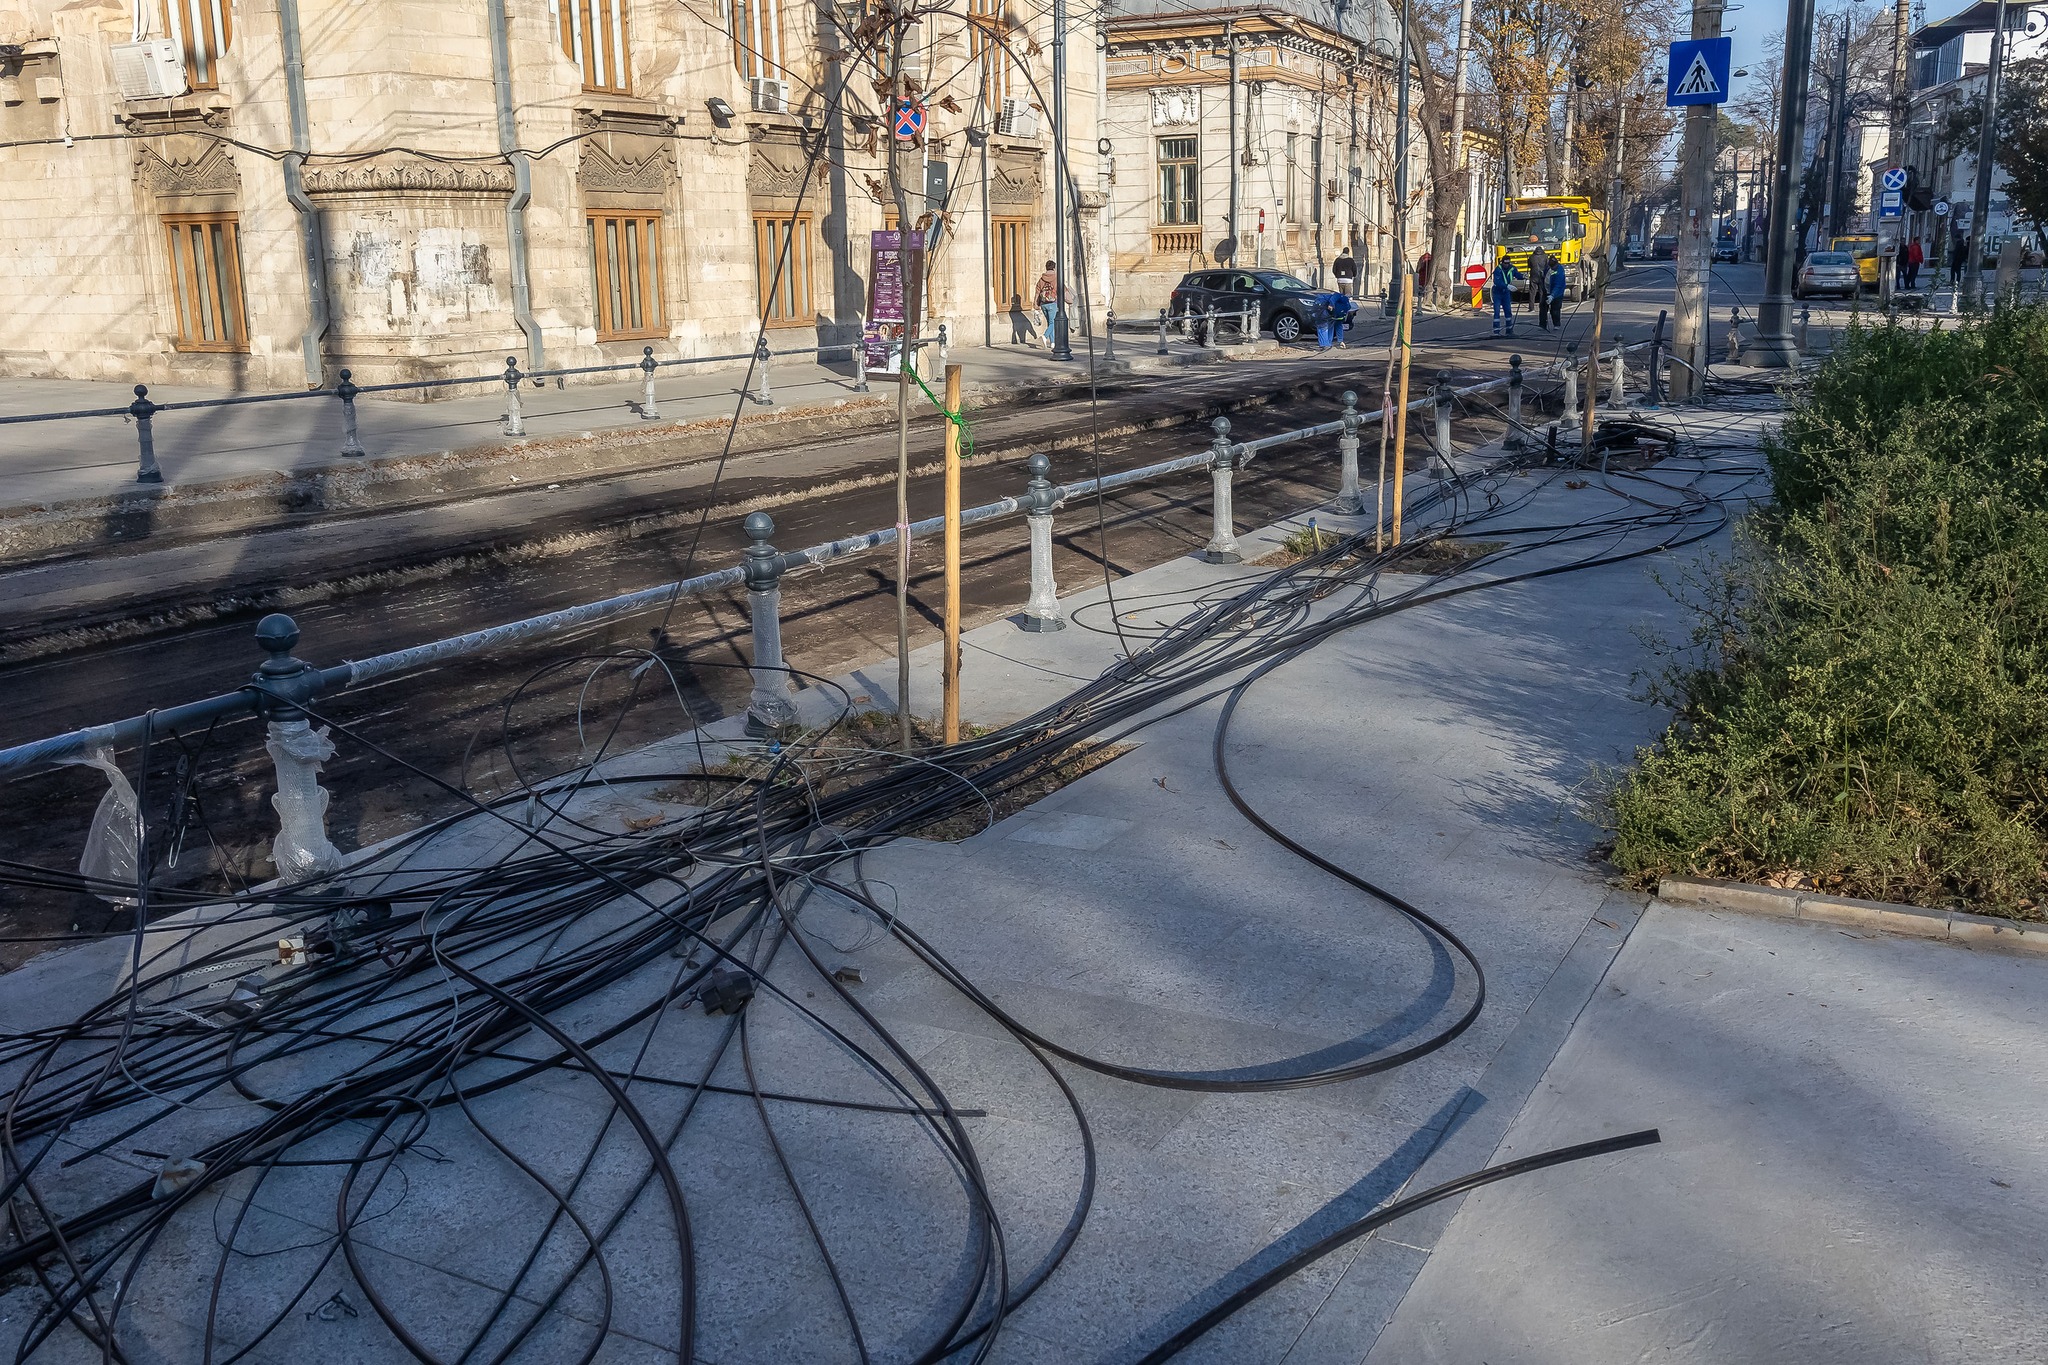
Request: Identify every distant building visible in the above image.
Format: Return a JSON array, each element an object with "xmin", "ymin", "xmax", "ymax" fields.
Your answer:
[
  {"xmin": 1906, "ymin": 1, "xmax": 2048, "ymax": 259},
  {"xmin": 0, "ymin": 0, "xmax": 1105, "ymax": 389}
]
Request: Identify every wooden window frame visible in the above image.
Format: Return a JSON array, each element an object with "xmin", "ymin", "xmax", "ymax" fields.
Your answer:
[
  {"xmin": 163, "ymin": 0, "xmax": 233, "ymax": 92},
  {"xmin": 162, "ymin": 212, "xmax": 249, "ymax": 353},
  {"xmin": 753, "ymin": 212, "xmax": 814, "ymax": 329},
  {"xmin": 991, "ymin": 216, "xmax": 1031, "ymax": 311},
  {"xmin": 561, "ymin": 0, "xmax": 632, "ymax": 95},
  {"xmin": 587, "ymin": 211, "xmax": 667, "ymax": 341},
  {"xmin": 1157, "ymin": 137, "xmax": 1199, "ymax": 226},
  {"xmin": 967, "ymin": 0, "xmax": 1014, "ymax": 106},
  {"xmin": 732, "ymin": 0, "xmax": 784, "ymax": 80}
]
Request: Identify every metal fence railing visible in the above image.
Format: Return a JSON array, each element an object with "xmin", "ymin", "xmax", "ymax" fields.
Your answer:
[
  {"xmin": 0, "ymin": 341, "xmax": 1649, "ymax": 885},
  {"xmin": 0, "ymin": 329, "xmax": 961, "ymax": 486}
]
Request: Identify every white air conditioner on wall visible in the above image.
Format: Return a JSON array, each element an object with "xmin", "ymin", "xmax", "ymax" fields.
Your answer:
[
  {"xmin": 110, "ymin": 39, "xmax": 189, "ymax": 101},
  {"xmin": 996, "ymin": 97, "xmax": 1037, "ymax": 139},
  {"xmin": 749, "ymin": 76, "xmax": 789, "ymax": 114}
]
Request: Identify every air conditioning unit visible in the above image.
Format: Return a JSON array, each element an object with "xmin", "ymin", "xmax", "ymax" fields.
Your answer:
[
  {"xmin": 110, "ymin": 39, "xmax": 189, "ymax": 101},
  {"xmin": 749, "ymin": 76, "xmax": 789, "ymax": 114},
  {"xmin": 996, "ymin": 97, "xmax": 1037, "ymax": 139}
]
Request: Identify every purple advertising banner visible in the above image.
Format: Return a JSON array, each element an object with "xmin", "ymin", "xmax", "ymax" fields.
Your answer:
[{"xmin": 868, "ymin": 230, "xmax": 924, "ymax": 325}]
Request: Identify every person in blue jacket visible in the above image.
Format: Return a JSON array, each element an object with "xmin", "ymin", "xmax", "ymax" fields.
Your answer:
[
  {"xmin": 1490, "ymin": 257, "xmax": 1520, "ymax": 336},
  {"xmin": 1542, "ymin": 258, "xmax": 1567, "ymax": 331}
]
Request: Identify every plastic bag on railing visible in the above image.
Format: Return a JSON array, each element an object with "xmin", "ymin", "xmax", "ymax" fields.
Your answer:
[{"xmin": 62, "ymin": 743, "xmax": 140, "ymax": 907}]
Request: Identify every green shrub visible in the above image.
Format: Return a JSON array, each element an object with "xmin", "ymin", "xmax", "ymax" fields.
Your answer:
[{"xmin": 1608, "ymin": 308, "xmax": 2048, "ymax": 918}]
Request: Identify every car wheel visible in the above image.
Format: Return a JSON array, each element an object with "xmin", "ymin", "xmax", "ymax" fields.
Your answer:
[{"xmin": 1272, "ymin": 312, "xmax": 1304, "ymax": 344}]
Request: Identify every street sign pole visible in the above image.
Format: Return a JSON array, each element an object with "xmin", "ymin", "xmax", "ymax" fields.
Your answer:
[
  {"xmin": 1050, "ymin": 0, "xmax": 1073, "ymax": 360},
  {"xmin": 1966, "ymin": 0, "xmax": 2011, "ymax": 308},
  {"xmin": 1751, "ymin": 0, "xmax": 1818, "ymax": 368},
  {"xmin": 1668, "ymin": 24, "xmax": 1729, "ymax": 399}
]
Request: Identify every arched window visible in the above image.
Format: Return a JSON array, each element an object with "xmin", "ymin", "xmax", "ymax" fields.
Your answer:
[
  {"xmin": 162, "ymin": 0, "xmax": 232, "ymax": 91},
  {"xmin": 560, "ymin": 0, "xmax": 632, "ymax": 95},
  {"xmin": 732, "ymin": 0, "xmax": 784, "ymax": 80}
]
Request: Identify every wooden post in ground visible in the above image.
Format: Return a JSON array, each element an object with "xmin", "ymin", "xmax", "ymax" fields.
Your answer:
[
  {"xmin": 942, "ymin": 364, "xmax": 964, "ymax": 745},
  {"xmin": 1390, "ymin": 266, "xmax": 1415, "ymax": 547}
]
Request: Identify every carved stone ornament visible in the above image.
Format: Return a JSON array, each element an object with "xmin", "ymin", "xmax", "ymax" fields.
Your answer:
[
  {"xmin": 989, "ymin": 155, "xmax": 1042, "ymax": 208},
  {"xmin": 577, "ymin": 139, "xmax": 674, "ymax": 194},
  {"xmin": 1150, "ymin": 88, "xmax": 1199, "ymax": 128},
  {"xmin": 133, "ymin": 140, "xmax": 240, "ymax": 197},
  {"xmin": 747, "ymin": 132, "xmax": 811, "ymax": 199},
  {"xmin": 300, "ymin": 162, "xmax": 516, "ymax": 196}
]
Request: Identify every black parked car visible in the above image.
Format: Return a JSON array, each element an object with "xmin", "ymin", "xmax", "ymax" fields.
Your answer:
[{"xmin": 1167, "ymin": 268, "xmax": 1333, "ymax": 344}]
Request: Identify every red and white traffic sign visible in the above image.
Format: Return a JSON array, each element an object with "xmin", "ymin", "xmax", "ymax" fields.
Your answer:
[
  {"xmin": 893, "ymin": 99, "xmax": 926, "ymax": 140},
  {"xmin": 1463, "ymin": 263, "xmax": 1489, "ymax": 287}
]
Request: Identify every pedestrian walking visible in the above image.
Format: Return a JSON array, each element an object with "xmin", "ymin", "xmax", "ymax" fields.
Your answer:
[
  {"xmin": 1903, "ymin": 237, "xmax": 1923, "ymax": 289},
  {"xmin": 1950, "ymin": 235, "xmax": 1969, "ymax": 286},
  {"xmin": 1546, "ymin": 257, "xmax": 1566, "ymax": 330},
  {"xmin": 1033, "ymin": 260, "xmax": 1062, "ymax": 346},
  {"xmin": 1417, "ymin": 251, "xmax": 1434, "ymax": 297},
  {"xmin": 1490, "ymin": 257, "xmax": 1519, "ymax": 336},
  {"xmin": 1527, "ymin": 245, "xmax": 1553, "ymax": 316},
  {"xmin": 1332, "ymin": 248, "xmax": 1358, "ymax": 297}
]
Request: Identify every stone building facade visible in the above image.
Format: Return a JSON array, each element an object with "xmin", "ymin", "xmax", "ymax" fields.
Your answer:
[
  {"xmin": 0, "ymin": 0, "xmax": 1101, "ymax": 391},
  {"xmin": 1098, "ymin": 1, "xmax": 1461, "ymax": 317}
]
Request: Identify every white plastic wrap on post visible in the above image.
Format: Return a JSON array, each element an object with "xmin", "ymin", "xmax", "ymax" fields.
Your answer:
[
  {"xmin": 63, "ymin": 743, "xmax": 140, "ymax": 905},
  {"xmin": 1433, "ymin": 385, "xmax": 1451, "ymax": 458},
  {"xmin": 1022, "ymin": 513, "xmax": 1065, "ymax": 632},
  {"xmin": 1205, "ymin": 463, "xmax": 1240, "ymax": 561},
  {"xmin": 746, "ymin": 586, "xmax": 799, "ymax": 730},
  {"xmin": 502, "ymin": 362, "xmax": 526, "ymax": 437},
  {"xmin": 1561, "ymin": 358, "xmax": 1580, "ymax": 427},
  {"xmin": 1610, "ymin": 351, "xmax": 1627, "ymax": 403},
  {"xmin": 1505, "ymin": 358, "xmax": 1525, "ymax": 450},
  {"xmin": 641, "ymin": 348, "xmax": 661, "ymax": 421},
  {"xmin": 266, "ymin": 719, "xmax": 342, "ymax": 881}
]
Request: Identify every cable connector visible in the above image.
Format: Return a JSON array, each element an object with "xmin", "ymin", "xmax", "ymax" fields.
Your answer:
[{"xmin": 699, "ymin": 967, "xmax": 757, "ymax": 1016}]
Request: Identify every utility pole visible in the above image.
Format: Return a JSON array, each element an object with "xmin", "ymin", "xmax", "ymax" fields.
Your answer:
[
  {"xmin": 1050, "ymin": 0, "xmax": 1073, "ymax": 360},
  {"xmin": 1445, "ymin": 0, "xmax": 1476, "ymax": 292},
  {"xmin": 1751, "ymin": 0, "xmax": 1817, "ymax": 366},
  {"xmin": 1392, "ymin": 0, "xmax": 1411, "ymax": 311},
  {"xmin": 1608, "ymin": 95, "xmax": 1629, "ymax": 272},
  {"xmin": 1226, "ymin": 20, "xmax": 1240, "ymax": 264},
  {"xmin": 1826, "ymin": 16, "xmax": 1852, "ymax": 239},
  {"xmin": 1967, "ymin": 0, "xmax": 2011, "ymax": 306},
  {"xmin": 1670, "ymin": 0, "xmax": 1723, "ymax": 400},
  {"xmin": 884, "ymin": 21, "xmax": 917, "ymax": 748}
]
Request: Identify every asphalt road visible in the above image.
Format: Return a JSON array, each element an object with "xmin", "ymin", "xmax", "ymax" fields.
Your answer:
[{"xmin": 0, "ymin": 265, "xmax": 1737, "ymax": 955}]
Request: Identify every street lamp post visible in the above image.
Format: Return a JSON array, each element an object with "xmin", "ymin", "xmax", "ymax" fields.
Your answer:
[
  {"xmin": 1750, "ymin": 0, "xmax": 1819, "ymax": 366},
  {"xmin": 1051, "ymin": 0, "xmax": 1074, "ymax": 360},
  {"xmin": 1392, "ymin": 0, "xmax": 1411, "ymax": 312},
  {"xmin": 1966, "ymin": 0, "xmax": 2012, "ymax": 306}
]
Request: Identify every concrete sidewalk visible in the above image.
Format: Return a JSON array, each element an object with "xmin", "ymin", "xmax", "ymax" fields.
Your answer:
[{"xmin": 10, "ymin": 400, "xmax": 1948, "ymax": 1365}]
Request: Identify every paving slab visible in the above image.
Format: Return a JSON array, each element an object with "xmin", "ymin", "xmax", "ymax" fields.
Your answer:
[{"xmin": 1361, "ymin": 901, "xmax": 2048, "ymax": 1364}]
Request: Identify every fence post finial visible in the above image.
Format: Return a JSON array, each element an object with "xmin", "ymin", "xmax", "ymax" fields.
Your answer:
[
  {"xmin": 501, "ymin": 357, "xmax": 526, "ymax": 436},
  {"xmin": 131, "ymin": 384, "xmax": 162, "ymax": 484}
]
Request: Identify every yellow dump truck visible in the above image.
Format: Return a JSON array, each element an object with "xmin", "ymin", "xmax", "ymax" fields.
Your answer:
[{"xmin": 1496, "ymin": 196, "xmax": 1609, "ymax": 301}]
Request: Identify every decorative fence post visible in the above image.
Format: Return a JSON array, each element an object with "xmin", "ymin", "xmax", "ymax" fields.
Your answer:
[
  {"xmin": 501, "ymin": 357, "xmax": 526, "ymax": 436},
  {"xmin": 1157, "ymin": 307, "xmax": 1169, "ymax": 355},
  {"xmin": 853, "ymin": 321, "xmax": 870, "ymax": 394},
  {"xmin": 131, "ymin": 384, "xmax": 162, "ymax": 483},
  {"xmin": 1726, "ymin": 305, "xmax": 1743, "ymax": 364},
  {"xmin": 1646, "ymin": 309, "xmax": 1669, "ymax": 405},
  {"xmin": 249, "ymin": 614, "xmax": 341, "ymax": 882},
  {"xmin": 1505, "ymin": 354, "xmax": 1525, "ymax": 450},
  {"xmin": 1560, "ymin": 343, "xmax": 1581, "ymax": 429},
  {"xmin": 938, "ymin": 321, "xmax": 951, "ymax": 375},
  {"xmin": 1241, "ymin": 301, "xmax": 1256, "ymax": 344},
  {"xmin": 1103, "ymin": 308, "xmax": 1117, "ymax": 362},
  {"xmin": 1020, "ymin": 452, "xmax": 1065, "ymax": 633},
  {"xmin": 1334, "ymin": 389, "xmax": 1365, "ymax": 514},
  {"xmin": 1432, "ymin": 370, "xmax": 1453, "ymax": 458},
  {"xmin": 751, "ymin": 333, "xmax": 775, "ymax": 406},
  {"xmin": 1201, "ymin": 417, "xmax": 1242, "ymax": 564},
  {"xmin": 1610, "ymin": 346, "xmax": 1627, "ymax": 404},
  {"xmin": 640, "ymin": 346, "xmax": 661, "ymax": 421},
  {"xmin": 1795, "ymin": 306, "xmax": 1810, "ymax": 352},
  {"xmin": 1206, "ymin": 304, "xmax": 1223, "ymax": 354},
  {"xmin": 337, "ymin": 369, "xmax": 367, "ymax": 457},
  {"xmin": 742, "ymin": 512, "xmax": 798, "ymax": 734}
]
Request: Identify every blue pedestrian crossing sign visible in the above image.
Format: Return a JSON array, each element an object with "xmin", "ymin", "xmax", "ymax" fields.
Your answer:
[{"xmin": 1666, "ymin": 38, "xmax": 1733, "ymax": 106}]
